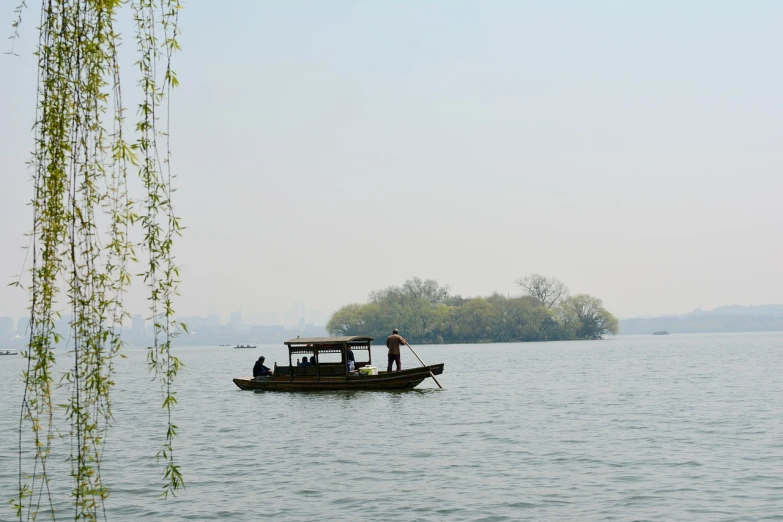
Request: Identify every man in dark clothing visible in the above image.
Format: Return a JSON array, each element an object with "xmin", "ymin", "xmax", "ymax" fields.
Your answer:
[
  {"xmin": 385, "ymin": 329, "xmax": 407, "ymax": 372},
  {"xmin": 346, "ymin": 347, "xmax": 355, "ymax": 372},
  {"xmin": 253, "ymin": 356, "xmax": 272, "ymax": 378},
  {"xmin": 298, "ymin": 357, "xmax": 310, "ymax": 367}
]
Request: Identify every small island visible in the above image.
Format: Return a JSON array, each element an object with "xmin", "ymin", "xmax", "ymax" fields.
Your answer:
[{"xmin": 327, "ymin": 275, "xmax": 618, "ymax": 344}]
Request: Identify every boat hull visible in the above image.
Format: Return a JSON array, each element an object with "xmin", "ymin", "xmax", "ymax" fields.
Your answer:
[{"xmin": 233, "ymin": 363, "xmax": 444, "ymax": 391}]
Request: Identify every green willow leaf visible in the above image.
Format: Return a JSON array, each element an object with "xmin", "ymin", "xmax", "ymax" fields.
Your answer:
[{"xmin": 14, "ymin": 0, "xmax": 185, "ymax": 519}]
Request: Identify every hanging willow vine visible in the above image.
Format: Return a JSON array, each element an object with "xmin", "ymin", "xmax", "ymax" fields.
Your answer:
[{"xmin": 11, "ymin": 0, "xmax": 184, "ymax": 519}]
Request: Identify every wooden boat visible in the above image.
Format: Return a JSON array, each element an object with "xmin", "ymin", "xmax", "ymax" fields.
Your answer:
[
  {"xmin": 652, "ymin": 331, "xmax": 670, "ymax": 335},
  {"xmin": 0, "ymin": 349, "xmax": 18, "ymax": 356},
  {"xmin": 234, "ymin": 344, "xmax": 257, "ymax": 349},
  {"xmin": 233, "ymin": 336, "xmax": 444, "ymax": 391}
]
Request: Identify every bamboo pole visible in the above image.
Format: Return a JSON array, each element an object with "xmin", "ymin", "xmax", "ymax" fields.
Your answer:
[{"xmin": 406, "ymin": 342, "xmax": 443, "ymax": 389}]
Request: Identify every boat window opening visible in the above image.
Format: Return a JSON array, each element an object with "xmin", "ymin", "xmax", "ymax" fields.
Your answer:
[
  {"xmin": 312, "ymin": 352, "xmax": 342, "ymax": 364},
  {"xmin": 291, "ymin": 353, "xmax": 314, "ymax": 365}
]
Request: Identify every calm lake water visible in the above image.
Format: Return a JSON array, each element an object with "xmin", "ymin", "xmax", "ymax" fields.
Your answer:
[{"xmin": 1, "ymin": 332, "xmax": 782, "ymax": 521}]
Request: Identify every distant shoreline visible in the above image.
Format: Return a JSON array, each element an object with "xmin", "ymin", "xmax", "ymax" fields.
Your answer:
[
  {"xmin": 619, "ymin": 306, "xmax": 783, "ymax": 336},
  {"xmin": 617, "ymin": 329, "xmax": 783, "ymax": 336}
]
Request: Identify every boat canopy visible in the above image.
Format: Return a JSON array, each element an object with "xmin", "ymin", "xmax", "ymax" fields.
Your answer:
[
  {"xmin": 284, "ymin": 336, "xmax": 373, "ymax": 354},
  {"xmin": 283, "ymin": 335, "xmax": 372, "ymax": 348}
]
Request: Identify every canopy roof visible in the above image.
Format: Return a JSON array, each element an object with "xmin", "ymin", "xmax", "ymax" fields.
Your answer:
[{"xmin": 284, "ymin": 336, "xmax": 373, "ymax": 347}]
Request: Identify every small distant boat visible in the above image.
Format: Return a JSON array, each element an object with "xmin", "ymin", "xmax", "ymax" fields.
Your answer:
[
  {"xmin": 218, "ymin": 343, "xmax": 231, "ymax": 347},
  {"xmin": 234, "ymin": 344, "xmax": 257, "ymax": 349},
  {"xmin": 0, "ymin": 349, "xmax": 19, "ymax": 356},
  {"xmin": 652, "ymin": 331, "xmax": 670, "ymax": 335}
]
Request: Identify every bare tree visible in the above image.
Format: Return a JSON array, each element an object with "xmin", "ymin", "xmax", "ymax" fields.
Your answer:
[
  {"xmin": 402, "ymin": 277, "xmax": 451, "ymax": 304},
  {"xmin": 515, "ymin": 274, "xmax": 569, "ymax": 308}
]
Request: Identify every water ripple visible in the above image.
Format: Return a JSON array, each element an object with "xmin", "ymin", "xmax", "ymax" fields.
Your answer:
[{"xmin": 1, "ymin": 332, "xmax": 783, "ymax": 520}]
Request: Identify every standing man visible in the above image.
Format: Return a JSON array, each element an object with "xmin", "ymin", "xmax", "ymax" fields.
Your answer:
[
  {"xmin": 346, "ymin": 346, "xmax": 356, "ymax": 372},
  {"xmin": 386, "ymin": 328, "xmax": 407, "ymax": 372}
]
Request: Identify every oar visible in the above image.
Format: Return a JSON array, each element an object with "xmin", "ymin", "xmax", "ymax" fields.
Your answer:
[{"xmin": 406, "ymin": 342, "xmax": 443, "ymax": 389}]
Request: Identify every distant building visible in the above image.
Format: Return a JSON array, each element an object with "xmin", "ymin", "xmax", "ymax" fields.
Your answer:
[
  {"xmin": 284, "ymin": 302, "xmax": 306, "ymax": 328},
  {"xmin": 258, "ymin": 312, "xmax": 281, "ymax": 326},
  {"xmin": 132, "ymin": 314, "xmax": 146, "ymax": 338},
  {"xmin": 0, "ymin": 317, "xmax": 14, "ymax": 339},
  {"xmin": 178, "ymin": 316, "xmax": 205, "ymax": 330},
  {"xmin": 307, "ymin": 310, "xmax": 326, "ymax": 327},
  {"xmin": 230, "ymin": 311, "xmax": 242, "ymax": 329},
  {"xmin": 283, "ymin": 309, "xmax": 296, "ymax": 328},
  {"xmin": 17, "ymin": 317, "xmax": 29, "ymax": 336},
  {"xmin": 293, "ymin": 302, "xmax": 305, "ymax": 323}
]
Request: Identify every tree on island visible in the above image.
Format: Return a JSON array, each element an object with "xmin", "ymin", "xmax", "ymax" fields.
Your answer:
[
  {"xmin": 515, "ymin": 273, "xmax": 569, "ymax": 309},
  {"xmin": 327, "ymin": 277, "xmax": 619, "ymax": 343},
  {"xmin": 562, "ymin": 294, "xmax": 619, "ymax": 338}
]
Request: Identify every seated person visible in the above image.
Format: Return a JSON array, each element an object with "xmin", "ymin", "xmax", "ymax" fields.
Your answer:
[
  {"xmin": 297, "ymin": 357, "xmax": 310, "ymax": 367},
  {"xmin": 253, "ymin": 356, "xmax": 272, "ymax": 378},
  {"xmin": 309, "ymin": 356, "xmax": 317, "ymax": 365}
]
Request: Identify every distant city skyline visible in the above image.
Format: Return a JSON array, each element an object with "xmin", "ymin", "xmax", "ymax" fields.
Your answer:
[
  {"xmin": 0, "ymin": 307, "xmax": 330, "ymax": 347},
  {"xmin": 0, "ymin": 301, "xmax": 329, "ymax": 334}
]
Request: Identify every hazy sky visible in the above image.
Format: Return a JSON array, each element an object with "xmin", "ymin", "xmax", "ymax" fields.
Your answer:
[{"xmin": 1, "ymin": 1, "xmax": 781, "ymax": 323}]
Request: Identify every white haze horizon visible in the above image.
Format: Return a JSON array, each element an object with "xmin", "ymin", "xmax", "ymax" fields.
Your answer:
[{"xmin": 1, "ymin": 2, "xmax": 781, "ymax": 326}]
